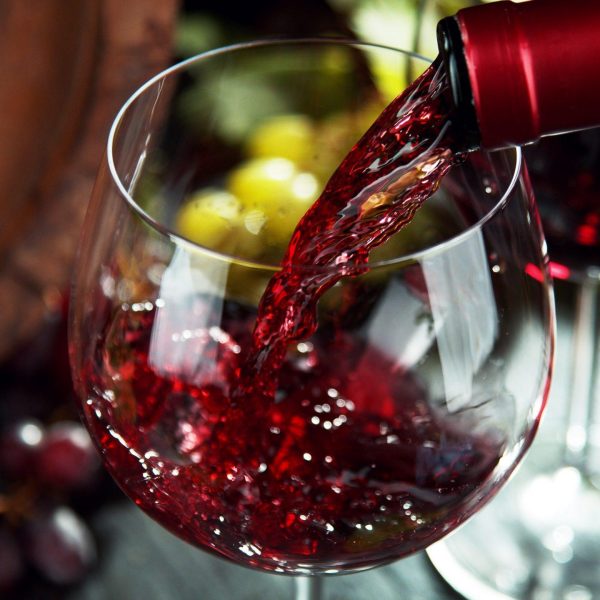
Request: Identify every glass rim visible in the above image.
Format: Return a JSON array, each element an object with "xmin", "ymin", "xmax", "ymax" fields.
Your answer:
[{"xmin": 107, "ymin": 37, "xmax": 523, "ymax": 272}]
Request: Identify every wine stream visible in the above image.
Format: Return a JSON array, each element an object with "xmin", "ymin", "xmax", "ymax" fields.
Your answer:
[{"xmin": 236, "ymin": 57, "xmax": 461, "ymax": 405}]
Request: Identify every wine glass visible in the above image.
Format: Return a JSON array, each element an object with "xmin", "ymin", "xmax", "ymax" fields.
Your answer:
[
  {"xmin": 69, "ymin": 39, "xmax": 554, "ymax": 599},
  {"xmin": 428, "ymin": 129, "xmax": 600, "ymax": 600}
]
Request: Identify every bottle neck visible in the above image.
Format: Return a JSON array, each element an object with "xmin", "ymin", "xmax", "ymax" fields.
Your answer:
[
  {"xmin": 436, "ymin": 16, "xmax": 480, "ymax": 152},
  {"xmin": 438, "ymin": 0, "xmax": 600, "ymax": 151}
]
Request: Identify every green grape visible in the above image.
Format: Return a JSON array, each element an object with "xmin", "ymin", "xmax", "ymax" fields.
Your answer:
[
  {"xmin": 228, "ymin": 157, "xmax": 297, "ymax": 205},
  {"xmin": 175, "ymin": 189, "xmax": 241, "ymax": 252},
  {"xmin": 308, "ymin": 116, "xmax": 353, "ymax": 183},
  {"xmin": 265, "ymin": 172, "xmax": 320, "ymax": 245},
  {"xmin": 233, "ymin": 207, "xmax": 269, "ymax": 259},
  {"xmin": 226, "ymin": 264, "xmax": 271, "ymax": 307},
  {"xmin": 246, "ymin": 114, "xmax": 316, "ymax": 166},
  {"xmin": 307, "ymin": 100, "xmax": 385, "ymax": 182},
  {"xmin": 171, "ymin": 201, "xmax": 271, "ymax": 305},
  {"xmin": 228, "ymin": 157, "xmax": 320, "ymax": 246}
]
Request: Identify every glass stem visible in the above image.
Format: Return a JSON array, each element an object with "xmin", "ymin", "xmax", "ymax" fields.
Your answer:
[
  {"xmin": 294, "ymin": 576, "xmax": 323, "ymax": 600},
  {"xmin": 564, "ymin": 270, "xmax": 600, "ymax": 473}
]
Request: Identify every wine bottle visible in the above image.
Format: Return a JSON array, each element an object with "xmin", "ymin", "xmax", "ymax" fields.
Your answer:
[{"xmin": 437, "ymin": 0, "xmax": 600, "ymax": 150}]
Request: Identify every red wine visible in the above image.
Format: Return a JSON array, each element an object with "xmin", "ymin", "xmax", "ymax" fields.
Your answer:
[
  {"xmin": 85, "ymin": 297, "xmax": 504, "ymax": 572},
  {"xmin": 524, "ymin": 129, "xmax": 600, "ymax": 270},
  {"xmin": 81, "ymin": 59, "xmax": 505, "ymax": 572}
]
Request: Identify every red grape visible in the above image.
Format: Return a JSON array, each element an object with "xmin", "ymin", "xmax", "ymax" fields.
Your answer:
[
  {"xmin": 26, "ymin": 506, "xmax": 97, "ymax": 585},
  {"xmin": 36, "ymin": 422, "xmax": 99, "ymax": 490},
  {"xmin": 0, "ymin": 420, "xmax": 44, "ymax": 480}
]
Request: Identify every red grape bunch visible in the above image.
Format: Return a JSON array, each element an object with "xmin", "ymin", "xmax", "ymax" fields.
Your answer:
[{"xmin": 0, "ymin": 418, "xmax": 100, "ymax": 594}]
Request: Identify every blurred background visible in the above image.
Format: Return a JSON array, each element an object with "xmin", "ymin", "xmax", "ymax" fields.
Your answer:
[{"xmin": 1, "ymin": 1, "xmax": 599, "ymax": 599}]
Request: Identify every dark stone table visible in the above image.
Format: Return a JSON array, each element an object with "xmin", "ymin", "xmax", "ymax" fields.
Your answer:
[{"xmin": 71, "ymin": 502, "xmax": 461, "ymax": 600}]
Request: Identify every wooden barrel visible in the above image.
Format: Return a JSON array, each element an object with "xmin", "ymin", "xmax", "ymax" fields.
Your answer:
[{"xmin": 0, "ymin": 0, "xmax": 179, "ymax": 360}]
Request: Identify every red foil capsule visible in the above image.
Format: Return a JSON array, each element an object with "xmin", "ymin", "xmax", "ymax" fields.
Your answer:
[{"xmin": 439, "ymin": 0, "xmax": 600, "ymax": 150}]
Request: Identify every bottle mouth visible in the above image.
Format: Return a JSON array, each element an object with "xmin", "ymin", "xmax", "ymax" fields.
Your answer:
[
  {"xmin": 436, "ymin": 16, "xmax": 481, "ymax": 153},
  {"xmin": 107, "ymin": 38, "xmax": 523, "ymax": 274}
]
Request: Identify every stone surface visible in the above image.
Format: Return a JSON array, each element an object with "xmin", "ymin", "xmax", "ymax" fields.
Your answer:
[{"xmin": 70, "ymin": 501, "xmax": 460, "ymax": 600}]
